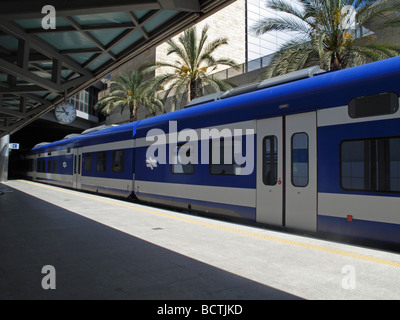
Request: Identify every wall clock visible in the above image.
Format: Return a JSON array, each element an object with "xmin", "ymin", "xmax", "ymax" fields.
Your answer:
[{"xmin": 55, "ymin": 102, "xmax": 76, "ymax": 124}]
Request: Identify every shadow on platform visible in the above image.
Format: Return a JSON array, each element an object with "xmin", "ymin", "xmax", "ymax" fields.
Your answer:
[{"xmin": 0, "ymin": 183, "xmax": 301, "ymax": 300}]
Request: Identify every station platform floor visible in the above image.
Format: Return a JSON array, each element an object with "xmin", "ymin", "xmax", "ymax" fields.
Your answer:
[{"xmin": 1, "ymin": 179, "xmax": 400, "ymax": 300}]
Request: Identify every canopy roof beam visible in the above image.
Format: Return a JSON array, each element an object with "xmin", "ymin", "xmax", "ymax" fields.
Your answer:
[
  {"xmin": 0, "ymin": 0, "xmax": 201, "ymax": 20},
  {"xmin": 0, "ymin": 0, "xmax": 236, "ymax": 138}
]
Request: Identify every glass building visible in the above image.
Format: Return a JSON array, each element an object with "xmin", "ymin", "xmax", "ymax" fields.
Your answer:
[
  {"xmin": 246, "ymin": 0, "xmax": 296, "ymax": 61},
  {"xmin": 67, "ymin": 86, "xmax": 101, "ymax": 121}
]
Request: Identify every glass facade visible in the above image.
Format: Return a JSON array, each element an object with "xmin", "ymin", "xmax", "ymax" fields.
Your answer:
[
  {"xmin": 69, "ymin": 90, "xmax": 89, "ymax": 114},
  {"xmin": 67, "ymin": 87, "xmax": 99, "ymax": 117},
  {"xmin": 246, "ymin": 0, "xmax": 297, "ymax": 61}
]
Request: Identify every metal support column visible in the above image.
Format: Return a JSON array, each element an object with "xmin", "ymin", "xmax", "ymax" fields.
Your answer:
[{"xmin": 0, "ymin": 134, "xmax": 9, "ymax": 182}]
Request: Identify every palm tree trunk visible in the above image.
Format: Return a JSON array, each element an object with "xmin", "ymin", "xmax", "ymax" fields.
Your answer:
[
  {"xmin": 130, "ymin": 101, "xmax": 137, "ymax": 122},
  {"xmin": 189, "ymin": 80, "xmax": 198, "ymax": 102},
  {"xmin": 330, "ymin": 52, "xmax": 343, "ymax": 71}
]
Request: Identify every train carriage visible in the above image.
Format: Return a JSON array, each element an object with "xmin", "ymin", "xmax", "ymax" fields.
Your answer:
[
  {"xmin": 28, "ymin": 124, "xmax": 136, "ymax": 197},
  {"xmin": 26, "ymin": 56, "xmax": 400, "ymax": 245}
]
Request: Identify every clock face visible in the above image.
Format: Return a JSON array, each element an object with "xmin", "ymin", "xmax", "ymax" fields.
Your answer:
[{"xmin": 55, "ymin": 102, "xmax": 76, "ymax": 124}]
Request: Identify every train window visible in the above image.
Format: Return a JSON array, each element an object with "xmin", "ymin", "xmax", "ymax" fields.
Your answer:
[
  {"xmin": 96, "ymin": 152, "xmax": 107, "ymax": 172},
  {"xmin": 172, "ymin": 144, "xmax": 194, "ymax": 174},
  {"xmin": 112, "ymin": 150, "xmax": 125, "ymax": 172},
  {"xmin": 348, "ymin": 92, "xmax": 399, "ymax": 118},
  {"xmin": 390, "ymin": 138, "xmax": 400, "ymax": 192},
  {"xmin": 341, "ymin": 137, "xmax": 400, "ymax": 192},
  {"xmin": 263, "ymin": 136, "xmax": 278, "ymax": 185},
  {"xmin": 292, "ymin": 133, "xmax": 309, "ymax": 187},
  {"xmin": 47, "ymin": 160, "xmax": 52, "ymax": 173},
  {"xmin": 341, "ymin": 141, "xmax": 365, "ymax": 190},
  {"xmin": 84, "ymin": 153, "xmax": 92, "ymax": 171},
  {"xmin": 210, "ymin": 138, "xmax": 241, "ymax": 175},
  {"xmin": 52, "ymin": 160, "xmax": 57, "ymax": 173},
  {"xmin": 42, "ymin": 160, "xmax": 46, "ymax": 173}
]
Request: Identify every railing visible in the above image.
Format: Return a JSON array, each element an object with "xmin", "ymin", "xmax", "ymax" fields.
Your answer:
[{"xmin": 211, "ymin": 53, "xmax": 275, "ymax": 80}]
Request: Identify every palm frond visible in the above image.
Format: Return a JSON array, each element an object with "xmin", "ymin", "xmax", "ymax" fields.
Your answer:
[
  {"xmin": 252, "ymin": 16, "xmax": 311, "ymax": 36},
  {"xmin": 143, "ymin": 24, "xmax": 238, "ymax": 104},
  {"xmin": 255, "ymin": 0, "xmax": 400, "ymax": 76},
  {"xmin": 166, "ymin": 38, "xmax": 190, "ymax": 67},
  {"xmin": 357, "ymin": 0, "xmax": 400, "ymax": 26},
  {"xmin": 95, "ymin": 70, "xmax": 162, "ymax": 121},
  {"xmin": 266, "ymin": 0, "xmax": 306, "ymax": 19}
]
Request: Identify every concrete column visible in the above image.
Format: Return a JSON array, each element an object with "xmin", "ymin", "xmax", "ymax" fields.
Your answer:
[{"xmin": 0, "ymin": 135, "xmax": 10, "ymax": 183}]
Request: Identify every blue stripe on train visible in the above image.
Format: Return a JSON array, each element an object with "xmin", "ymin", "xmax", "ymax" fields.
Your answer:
[
  {"xmin": 318, "ymin": 215, "xmax": 400, "ymax": 244},
  {"xmin": 136, "ymin": 191, "xmax": 256, "ymax": 222},
  {"xmin": 81, "ymin": 184, "xmax": 131, "ymax": 197},
  {"xmin": 36, "ymin": 177, "xmax": 73, "ymax": 188}
]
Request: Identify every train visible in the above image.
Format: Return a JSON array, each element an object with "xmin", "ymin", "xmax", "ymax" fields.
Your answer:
[{"xmin": 23, "ymin": 56, "xmax": 400, "ymax": 246}]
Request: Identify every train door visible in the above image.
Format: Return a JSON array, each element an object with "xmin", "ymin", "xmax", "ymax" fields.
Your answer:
[
  {"xmin": 285, "ymin": 112, "xmax": 317, "ymax": 232},
  {"xmin": 256, "ymin": 112, "xmax": 317, "ymax": 232},
  {"xmin": 256, "ymin": 117, "xmax": 283, "ymax": 226},
  {"xmin": 73, "ymin": 148, "xmax": 82, "ymax": 189}
]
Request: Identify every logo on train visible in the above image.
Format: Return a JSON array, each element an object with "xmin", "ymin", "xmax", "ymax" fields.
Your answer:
[
  {"xmin": 146, "ymin": 157, "xmax": 158, "ymax": 170},
  {"xmin": 145, "ymin": 121, "xmax": 255, "ymax": 175}
]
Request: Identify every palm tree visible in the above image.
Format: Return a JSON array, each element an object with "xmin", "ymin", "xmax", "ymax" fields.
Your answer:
[
  {"xmin": 252, "ymin": 0, "xmax": 400, "ymax": 77},
  {"xmin": 95, "ymin": 71, "xmax": 163, "ymax": 122},
  {"xmin": 142, "ymin": 25, "xmax": 239, "ymax": 110}
]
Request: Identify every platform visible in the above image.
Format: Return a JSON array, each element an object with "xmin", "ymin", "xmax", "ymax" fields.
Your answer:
[{"xmin": 1, "ymin": 179, "xmax": 400, "ymax": 300}]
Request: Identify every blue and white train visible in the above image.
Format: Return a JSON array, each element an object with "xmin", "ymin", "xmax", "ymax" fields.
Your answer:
[{"xmin": 25, "ymin": 56, "xmax": 400, "ymax": 246}]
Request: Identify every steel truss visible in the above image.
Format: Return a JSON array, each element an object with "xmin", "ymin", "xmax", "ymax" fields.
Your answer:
[{"xmin": 0, "ymin": 0, "xmax": 235, "ymax": 138}]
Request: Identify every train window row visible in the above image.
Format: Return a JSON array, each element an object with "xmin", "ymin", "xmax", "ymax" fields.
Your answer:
[
  {"xmin": 171, "ymin": 134, "xmax": 311, "ymax": 184},
  {"xmin": 170, "ymin": 139, "xmax": 243, "ymax": 175},
  {"xmin": 341, "ymin": 136, "xmax": 400, "ymax": 192},
  {"xmin": 83, "ymin": 150, "xmax": 125, "ymax": 173},
  {"xmin": 37, "ymin": 159, "xmax": 57, "ymax": 173}
]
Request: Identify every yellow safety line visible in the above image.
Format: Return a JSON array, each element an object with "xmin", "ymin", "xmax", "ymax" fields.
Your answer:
[{"xmin": 18, "ymin": 179, "xmax": 400, "ymax": 268}]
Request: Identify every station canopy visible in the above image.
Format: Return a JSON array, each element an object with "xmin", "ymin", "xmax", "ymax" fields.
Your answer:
[{"xmin": 0, "ymin": 0, "xmax": 235, "ymax": 138}]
